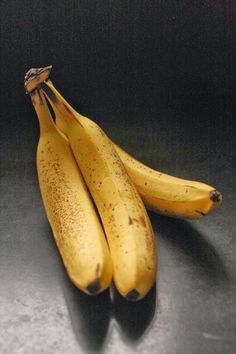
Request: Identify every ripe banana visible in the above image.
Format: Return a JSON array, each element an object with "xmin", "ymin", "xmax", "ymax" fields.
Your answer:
[
  {"xmin": 39, "ymin": 67, "xmax": 222, "ymax": 220},
  {"xmin": 25, "ymin": 68, "xmax": 112, "ymax": 295},
  {"xmin": 113, "ymin": 145, "xmax": 222, "ymax": 219},
  {"xmin": 40, "ymin": 77, "xmax": 157, "ymax": 302}
]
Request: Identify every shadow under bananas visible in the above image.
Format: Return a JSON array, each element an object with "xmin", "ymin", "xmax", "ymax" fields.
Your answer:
[
  {"xmin": 40, "ymin": 210, "xmax": 229, "ymax": 350},
  {"xmin": 61, "ymin": 272, "xmax": 112, "ymax": 353},
  {"xmin": 42, "ymin": 220, "xmax": 157, "ymax": 351},
  {"xmin": 62, "ymin": 278, "xmax": 156, "ymax": 351},
  {"xmin": 148, "ymin": 211, "xmax": 229, "ymax": 287},
  {"xmin": 111, "ymin": 283, "xmax": 157, "ymax": 342},
  {"xmin": 41, "ymin": 221, "xmax": 112, "ymax": 353}
]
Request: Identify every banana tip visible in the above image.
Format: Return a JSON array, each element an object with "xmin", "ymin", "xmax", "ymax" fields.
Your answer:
[
  {"xmin": 126, "ymin": 289, "xmax": 140, "ymax": 301},
  {"xmin": 209, "ymin": 190, "xmax": 222, "ymax": 203},
  {"xmin": 86, "ymin": 279, "xmax": 101, "ymax": 295}
]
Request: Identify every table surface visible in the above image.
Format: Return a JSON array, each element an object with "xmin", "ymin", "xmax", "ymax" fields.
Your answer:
[
  {"xmin": 1, "ymin": 1, "xmax": 236, "ymax": 353},
  {"xmin": 1, "ymin": 114, "xmax": 235, "ymax": 354}
]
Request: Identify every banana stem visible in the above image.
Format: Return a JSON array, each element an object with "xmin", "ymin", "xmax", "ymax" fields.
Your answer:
[
  {"xmin": 41, "ymin": 81, "xmax": 82, "ymax": 127},
  {"xmin": 31, "ymin": 89, "xmax": 55, "ymax": 134},
  {"xmin": 24, "ymin": 66, "xmax": 83, "ymax": 132}
]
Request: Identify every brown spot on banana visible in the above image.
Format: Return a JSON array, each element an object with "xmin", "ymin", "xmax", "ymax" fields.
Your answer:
[
  {"xmin": 95, "ymin": 263, "xmax": 100, "ymax": 277},
  {"xmin": 195, "ymin": 210, "xmax": 206, "ymax": 216},
  {"xmin": 128, "ymin": 216, "xmax": 133, "ymax": 225},
  {"xmin": 139, "ymin": 216, "xmax": 146, "ymax": 227}
]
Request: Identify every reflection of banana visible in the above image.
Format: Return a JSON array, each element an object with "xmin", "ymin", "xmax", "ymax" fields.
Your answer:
[
  {"xmin": 41, "ymin": 79, "xmax": 157, "ymax": 302},
  {"xmin": 25, "ymin": 70, "xmax": 112, "ymax": 295},
  {"xmin": 40, "ymin": 68, "xmax": 222, "ymax": 220}
]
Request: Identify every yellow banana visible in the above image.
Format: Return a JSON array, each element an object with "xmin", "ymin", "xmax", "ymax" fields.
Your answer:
[
  {"xmin": 113, "ymin": 145, "xmax": 222, "ymax": 219},
  {"xmin": 39, "ymin": 66, "xmax": 222, "ymax": 220},
  {"xmin": 25, "ymin": 68, "xmax": 112, "ymax": 295},
  {"xmin": 41, "ymin": 77, "xmax": 157, "ymax": 302}
]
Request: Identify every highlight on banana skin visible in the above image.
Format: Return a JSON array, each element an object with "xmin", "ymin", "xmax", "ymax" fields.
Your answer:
[{"xmin": 24, "ymin": 66, "xmax": 222, "ymax": 301}]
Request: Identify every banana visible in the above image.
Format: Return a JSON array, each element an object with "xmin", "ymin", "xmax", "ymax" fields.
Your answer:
[
  {"xmin": 39, "ymin": 67, "xmax": 222, "ymax": 220},
  {"xmin": 112, "ymin": 145, "xmax": 222, "ymax": 219},
  {"xmin": 40, "ymin": 76, "xmax": 157, "ymax": 301},
  {"xmin": 25, "ymin": 68, "xmax": 112, "ymax": 295}
]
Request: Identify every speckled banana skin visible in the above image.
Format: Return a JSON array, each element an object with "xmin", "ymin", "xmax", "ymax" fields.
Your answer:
[
  {"xmin": 42, "ymin": 80, "xmax": 157, "ymax": 302},
  {"xmin": 46, "ymin": 78, "xmax": 222, "ymax": 220},
  {"xmin": 25, "ymin": 81, "xmax": 112, "ymax": 295},
  {"xmin": 113, "ymin": 145, "xmax": 222, "ymax": 219}
]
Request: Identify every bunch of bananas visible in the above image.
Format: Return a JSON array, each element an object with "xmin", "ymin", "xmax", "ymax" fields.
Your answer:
[{"xmin": 24, "ymin": 66, "xmax": 222, "ymax": 301}]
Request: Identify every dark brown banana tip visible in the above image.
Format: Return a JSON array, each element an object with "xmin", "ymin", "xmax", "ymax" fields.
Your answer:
[
  {"xmin": 86, "ymin": 279, "xmax": 101, "ymax": 295},
  {"xmin": 209, "ymin": 190, "xmax": 222, "ymax": 203},
  {"xmin": 126, "ymin": 289, "xmax": 139, "ymax": 301},
  {"xmin": 24, "ymin": 65, "xmax": 52, "ymax": 93}
]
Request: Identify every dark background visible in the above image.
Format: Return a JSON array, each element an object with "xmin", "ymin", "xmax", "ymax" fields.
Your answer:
[{"xmin": 0, "ymin": 1, "xmax": 235, "ymax": 353}]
